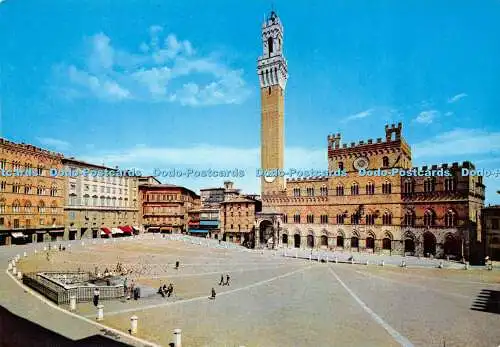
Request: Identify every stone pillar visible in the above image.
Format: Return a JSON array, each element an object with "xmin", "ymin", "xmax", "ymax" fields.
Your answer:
[
  {"xmin": 130, "ymin": 316, "xmax": 138, "ymax": 335},
  {"xmin": 97, "ymin": 305, "xmax": 104, "ymax": 321},
  {"xmin": 17, "ymin": 271, "xmax": 22, "ymax": 280},
  {"xmin": 174, "ymin": 328, "xmax": 182, "ymax": 347},
  {"xmin": 70, "ymin": 296, "xmax": 76, "ymax": 311}
]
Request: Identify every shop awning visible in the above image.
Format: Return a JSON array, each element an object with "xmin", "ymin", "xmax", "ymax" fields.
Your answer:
[
  {"xmin": 100, "ymin": 227, "xmax": 112, "ymax": 236},
  {"xmin": 10, "ymin": 232, "xmax": 26, "ymax": 238},
  {"xmin": 111, "ymin": 228, "xmax": 122, "ymax": 235},
  {"xmin": 189, "ymin": 229, "xmax": 209, "ymax": 233},
  {"xmin": 118, "ymin": 226, "xmax": 133, "ymax": 234}
]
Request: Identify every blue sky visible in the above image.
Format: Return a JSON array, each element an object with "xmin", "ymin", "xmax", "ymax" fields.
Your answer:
[{"xmin": 1, "ymin": 0, "xmax": 499, "ymax": 204}]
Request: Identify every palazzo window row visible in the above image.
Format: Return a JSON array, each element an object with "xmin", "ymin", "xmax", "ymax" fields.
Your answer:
[
  {"xmin": 290, "ymin": 177, "xmax": 457, "ymax": 197},
  {"xmin": 281, "ymin": 208, "xmax": 458, "ymax": 227}
]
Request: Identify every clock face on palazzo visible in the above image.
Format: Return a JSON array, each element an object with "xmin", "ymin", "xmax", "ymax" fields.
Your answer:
[
  {"xmin": 264, "ymin": 175, "xmax": 276, "ymax": 183},
  {"xmin": 353, "ymin": 157, "xmax": 369, "ymax": 171}
]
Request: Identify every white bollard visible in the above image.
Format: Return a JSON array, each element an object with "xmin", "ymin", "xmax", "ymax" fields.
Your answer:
[
  {"xmin": 380, "ymin": 260, "xmax": 385, "ymax": 266},
  {"xmin": 351, "ymin": 258, "xmax": 354, "ymax": 265},
  {"xmin": 317, "ymin": 254, "xmax": 321, "ymax": 262},
  {"xmin": 295, "ymin": 250, "xmax": 298, "ymax": 258},
  {"xmin": 69, "ymin": 295, "xmax": 76, "ymax": 311},
  {"xmin": 34, "ymin": 249, "xmax": 37, "ymax": 254},
  {"xmin": 130, "ymin": 315, "xmax": 138, "ymax": 335},
  {"xmin": 81, "ymin": 241, "xmax": 85, "ymax": 246},
  {"xmin": 23, "ymin": 251, "xmax": 27, "ymax": 258},
  {"xmin": 326, "ymin": 254, "xmax": 329, "ymax": 262},
  {"xmin": 8, "ymin": 263, "xmax": 12, "ymax": 271},
  {"xmin": 464, "ymin": 263, "xmax": 469, "ymax": 270},
  {"xmin": 96, "ymin": 305, "xmax": 104, "ymax": 321},
  {"xmin": 309, "ymin": 254, "xmax": 312, "ymax": 261},
  {"xmin": 335, "ymin": 256, "xmax": 338, "ymax": 263},
  {"xmin": 438, "ymin": 261, "xmax": 443, "ymax": 269},
  {"xmin": 16, "ymin": 254, "xmax": 20, "ymax": 261},
  {"xmin": 44, "ymin": 247, "xmax": 47, "ymax": 251},
  {"xmin": 12, "ymin": 267, "xmax": 17, "ymax": 275},
  {"xmin": 174, "ymin": 328, "xmax": 182, "ymax": 347},
  {"xmin": 17, "ymin": 271, "xmax": 22, "ymax": 280},
  {"xmin": 401, "ymin": 260, "xmax": 406, "ymax": 268},
  {"xmin": 365, "ymin": 260, "xmax": 369, "ymax": 266},
  {"xmin": 68, "ymin": 244, "xmax": 71, "ymax": 248}
]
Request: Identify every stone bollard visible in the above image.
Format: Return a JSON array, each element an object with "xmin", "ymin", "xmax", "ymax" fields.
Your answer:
[
  {"xmin": 295, "ymin": 250, "xmax": 298, "ymax": 258},
  {"xmin": 68, "ymin": 244, "xmax": 71, "ymax": 248},
  {"xmin": 81, "ymin": 241, "xmax": 85, "ymax": 246},
  {"xmin": 317, "ymin": 254, "xmax": 321, "ymax": 262},
  {"xmin": 365, "ymin": 260, "xmax": 369, "ymax": 266},
  {"xmin": 8, "ymin": 263, "xmax": 12, "ymax": 271},
  {"xmin": 464, "ymin": 262, "xmax": 469, "ymax": 270},
  {"xmin": 309, "ymin": 254, "xmax": 312, "ymax": 261},
  {"xmin": 17, "ymin": 271, "xmax": 22, "ymax": 280},
  {"xmin": 335, "ymin": 256, "xmax": 338, "ymax": 264},
  {"xmin": 23, "ymin": 251, "xmax": 27, "ymax": 258},
  {"xmin": 34, "ymin": 249, "xmax": 37, "ymax": 254},
  {"xmin": 16, "ymin": 254, "xmax": 20, "ymax": 261},
  {"xmin": 351, "ymin": 258, "xmax": 354, "ymax": 265},
  {"xmin": 401, "ymin": 260, "xmax": 406, "ymax": 268},
  {"xmin": 96, "ymin": 305, "xmax": 104, "ymax": 321},
  {"xmin": 12, "ymin": 267, "xmax": 17, "ymax": 276},
  {"xmin": 130, "ymin": 315, "xmax": 138, "ymax": 335},
  {"xmin": 380, "ymin": 260, "xmax": 385, "ymax": 266},
  {"xmin": 44, "ymin": 247, "xmax": 47, "ymax": 251},
  {"xmin": 173, "ymin": 328, "xmax": 182, "ymax": 346},
  {"xmin": 438, "ymin": 261, "xmax": 444, "ymax": 269},
  {"xmin": 70, "ymin": 295, "xmax": 76, "ymax": 311},
  {"xmin": 326, "ymin": 254, "xmax": 329, "ymax": 262}
]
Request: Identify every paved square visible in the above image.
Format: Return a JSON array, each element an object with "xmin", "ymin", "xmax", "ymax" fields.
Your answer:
[{"xmin": 15, "ymin": 236, "xmax": 500, "ymax": 347}]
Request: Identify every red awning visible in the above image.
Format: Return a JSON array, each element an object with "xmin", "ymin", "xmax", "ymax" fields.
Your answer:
[
  {"xmin": 119, "ymin": 226, "xmax": 133, "ymax": 234},
  {"xmin": 100, "ymin": 227, "xmax": 112, "ymax": 235}
]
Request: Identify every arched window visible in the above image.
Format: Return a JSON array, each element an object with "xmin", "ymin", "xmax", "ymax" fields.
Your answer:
[
  {"xmin": 366, "ymin": 182, "xmax": 375, "ymax": 195},
  {"xmin": 268, "ymin": 37, "xmax": 274, "ymax": 54},
  {"xmin": 336, "ymin": 184, "xmax": 344, "ymax": 196},
  {"xmin": 83, "ymin": 194, "xmax": 90, "ymax": 206},
  {"xmin": 293, "ymin": 188, "xmax": 301, "ymax": 197},
  {"xmin": 424, "ymin": 177, "xmax": 435, "ymax": 193},
  {"xmin": 12, "ymin": 200, "xmax": 21, "ymax": 213},
  {"xmin": 382, "ymin": 211, "xmax": 392, "ymax": 225},
  {"xmin": 382, "ymin": 156, "xmax": 389, "ymax": 167},
  {"xmin": 24, "ymin": 201, "xmax": 32, "ymax": 213},
  {"xmin": 382, "ymin": 180, "xmax": 392, "ymax": 194},
  {"xmin": 350, "ymin": 182, "xmax": 359, "ymax": 195},
  {"xmin": 336, "ymin": 214, "xmax": 345, "ymax": 224},
  {"xmin": 307, "ymin": 214, "xmax": 314, "ymax": 223},
  {"xmin": 404, "ymin": 211, "xmax": 416, "ymax": 227},
  {"xmin": 444, "ymin": 177, "xmax": 455, "ymax": 192},
  {"xmin": 445, "ymin": 209, "xmax": 456, "ymax": 227},
  {"xmin": 404, "ymin": 178, "xmax": 414, "ymax": 194},
  {"xmin": 320, "ymin": 186, "xmax": 328, "ymax": 196},
  {"xmin": 293, "ymin": 213, "xmax": 301, "ymax": 223},
  {"xmin": 307, "ymin": 188, "xmax": 315, "ymax": 197},
  {"xmin": 320, "ymin": 214, "xmax": 328, "ymax": 224},
  {"xmin": 424, "ymin": 209, "xmax": 436, "ymax": 227},
  {"xmin": 365, "ymin": 214, "xmax": 375, "ymax": 225},
  {"xmin": 38, "ymin": 201, "xmax": 45, "ymax": 213}
]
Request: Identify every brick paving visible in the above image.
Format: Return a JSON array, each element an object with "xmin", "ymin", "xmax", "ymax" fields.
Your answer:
[{"xmin": 5, "ymin": 235, "xmax": 500, "ymax": 347}]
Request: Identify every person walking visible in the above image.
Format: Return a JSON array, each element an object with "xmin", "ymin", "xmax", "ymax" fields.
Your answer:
[
  {"xmin": 219, "ymin": 274, "xmax": 224, "ymax": 286},
  {"xmin": 93, "ymin": 288, "xmax": 100, "ymax": 307},
  {"xmin": 225, "ymin": 274, "xmax": 230, "ymax": 286},
  {"xmin": 210, "ymin": 287, "xmax": 216, "ymax": 300},
  {"xmin": 167, "ymin": 283, "xmax": 174, "ymax": 297}
]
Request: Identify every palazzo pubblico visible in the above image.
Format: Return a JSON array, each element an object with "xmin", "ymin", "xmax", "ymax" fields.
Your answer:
[{"xmin": 255, "ymin": 12, "xmax": 485, "ymax": 260}]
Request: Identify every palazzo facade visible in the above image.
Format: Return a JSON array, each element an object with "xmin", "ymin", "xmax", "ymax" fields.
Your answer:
[{"xmin": 255, "ymin": 12, "xmax": 485, "ymax": 260}]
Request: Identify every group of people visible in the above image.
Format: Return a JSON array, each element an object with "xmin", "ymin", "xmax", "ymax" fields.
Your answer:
[
  {"xmin": 123, "ymin": 278, "xmax": 140, "ymax": 300},
  {"xmin": 158, "ymin": 283, "xmax": 174, "ymax": 298},
  {"xmin": 219, "ymin": 274, "xmax": 231, "ymax": 286}
]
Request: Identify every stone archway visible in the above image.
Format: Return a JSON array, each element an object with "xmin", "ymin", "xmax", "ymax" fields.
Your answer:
[
  {"xmin": 259, "ymin": 220, "xmax": 273, "ymax": 245},
  {"xmin": 404, "ymin": 231, "xmax": 416, "ymax": 255},
  {"xmin": 294, "ymin": 234, "xmax": 301, "ymax": 248},
  {"xmin": 320, "ymin": 235, "xmax": 328, "ymax": 247},
  {"xmin": 443, "ymin": 233, "xmax": 460, "ymax": 259},
  {"xmin": 423, "ymin": 232, "xmax": 436, "ymax": 257},
  {"xmin": 307, "ymin": 234, "xmax": 314, "ymax": 248}
]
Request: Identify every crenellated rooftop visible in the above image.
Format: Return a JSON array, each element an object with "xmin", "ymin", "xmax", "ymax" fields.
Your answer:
[
  {"xmin": 286, "ymin": 176, "xmax": 329, "ymax": 183},
  {"xmin": 409, "ymin": 161, "xmax": 475, "ymax": 172},
  {"xmin": 0, "ymin": 138, "xmax": 64, "ymax": 158}
]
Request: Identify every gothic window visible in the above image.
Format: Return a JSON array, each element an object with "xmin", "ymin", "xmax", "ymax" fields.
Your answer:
[
  {"xmin": 24, "ymin": 201, "xmax": 32, "ymax": 213},
  {"xmin": 307, "ymin": 214, "xmax": 314, "ymax": 223},
  {"xmin": 424, "ymin": 178, "xmax": 435, "ymax": 193},
  {"xmin": 382, "ymin": 156, "xmax": 389, "ymax": 167},
  {"xmin": 404, "ymin": 179, "xmax": 414, "ymax": 194},
  {"xmin": 444, "ymin": 177, "xmax": 455, "ymax": 192},
  {"xmin": 445, "ymin": 209, "xmax": 456, "ymax": 227},
  {"xmin": 12, "ymin": 182, "xmax": 20, "ymax": 194},
  {"xmin": 12, "ymin": 200, "xmax": 21, "ymax": 213},
  {"xmin": 320, "ymin": 186, "xmax": 328, "ymax": 196},
  {"xmin": 293, "ymin": 213, "xmax": 301, "ymax": 223},
  {"xmin": 365, "ymin": 214, "xmax": 375, "ymax": 225},
  {"xmin": 424, "ymin": 209, "xmax": 436, "ymax": 227},
  {"xmin": 366, "ymin": 182, "xmax": 375, "ymax": 195},
  {"xmin": 38, "ymin": 201, "xmax": 45, "ymax": 214},
  {"xmin": 268, "ymin": 37, "xmax": 274, "ymax": 54},
  {"xmin": 351, "ymin": 213, "xmax": 360, "ymax": 225},
  {"xmin": 336, "ymin": 214, "xmax": 345, "ymax": 224},
  {"xmin": 336, "ymin": 184, "xmax": 344, "ymax": 196},
  {"xmin": 382, "ymin": 181, "xmax": 392, "ymax": 194},
  {"xmin": 307, "ymin": 188, "xmax": 315, "ymax": 197},
  {"xmin": 0, "ymin": 181, "xmax": 6, "ymax": 191},
  {"xmin": 293, "ymin": 188, "xmax": 301, "ymax": 197},
  {"xmin": 382, "ymin": 212, "xmax": 392, "ymax": 225},
  {"xmin": 350, "ymin": 182, "xmax": 359, "ymax": 195},
  {"xmin": 320, "ymin": 214, "xmax": 328, "ymax": 224},
  {"xmin": 404, "ymin": 211, "xmax": 416, "ymax": 227}
]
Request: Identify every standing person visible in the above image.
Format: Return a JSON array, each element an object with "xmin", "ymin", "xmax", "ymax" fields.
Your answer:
[
  {"xmin": 167, "ymin": 283, "xmax": 174, "ymax": 297},
  {"xmin": 123, "ymin": 278, "xmax": 128, "ymax": 295},
  {"xmin": 225, "ymin": 274, "xmax": 230, "ymax": 286},
  {"xmin": 210, "ymin": 287, "xmax": 216, "ymax": 299},
  {"xmin": 219, "ymin": 274, "xmax": 224, "ymax": 286},
  {"xmin": 175, "ymin": 261, "xmax": 180, "ymax": 270},
  {"xmin": 93, "ymin": 288, "xmax": 100, "ymax": 307}
]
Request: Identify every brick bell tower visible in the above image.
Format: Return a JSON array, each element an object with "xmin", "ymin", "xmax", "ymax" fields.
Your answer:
[{"xmin": 258, "ymin": 10, "xmax": 288, "ymax": 200}]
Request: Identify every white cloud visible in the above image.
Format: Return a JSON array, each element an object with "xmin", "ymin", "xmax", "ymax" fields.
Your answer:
[
  {"xmin": 342, "ymin": 109, "xmax": 373, "ymax": 122},
  {"xmin": 413, "ymin": 110, "xmax": 439, "ymax": 124},
  {"xmin": 55, "ymin": 27, "xmax": 250, "ymax": 106},
  {"xmin": 413, "ymin": 129, "xmax": 500, "ymax": 158},
  {"xmin": 447, "ymin": 93, "xmax": 468, "ymax": 103},
  {"xmin": 36, "ymin": 137, "xmax": 71, "ymax": 151},
  {"xmin": 78, "ymin": 145, "xmax": 327, "ymax": 195}
]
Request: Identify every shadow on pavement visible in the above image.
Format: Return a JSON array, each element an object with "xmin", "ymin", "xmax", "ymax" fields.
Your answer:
[
  {"xmin": 471, "ymin": 289, "xmax": 500, "ymax": 315},
  {"xmin": 0, "ymin": 305, "xmax": 135, "ymax": 346}
]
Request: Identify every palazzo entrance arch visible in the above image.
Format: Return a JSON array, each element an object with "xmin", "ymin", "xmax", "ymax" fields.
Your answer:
[
  {"xmin": 294, "ymin": 234, "xmax": 301, "ymax": 248},
  {"xmin": 423, "ymin": 232, "xmax": 436, "ymax": 256},
  {"xmin": 259, "ymin": 220, "xmax": 274, "ymax": 246}
]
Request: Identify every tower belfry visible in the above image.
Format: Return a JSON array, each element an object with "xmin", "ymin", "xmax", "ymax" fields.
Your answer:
[{"xmin": 258, "ymin": 10, "xmax": 288, "ymax": 200}]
